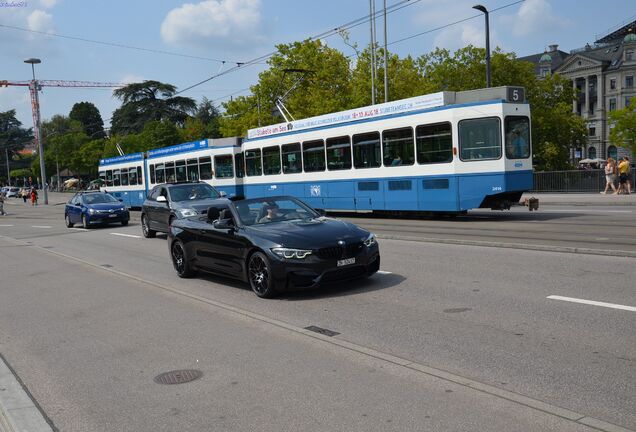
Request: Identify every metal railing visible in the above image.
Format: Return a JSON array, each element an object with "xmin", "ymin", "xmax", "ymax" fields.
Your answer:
[{"xmin": 531, "ymin": 168, "xmax": 635, "ymax": 192}]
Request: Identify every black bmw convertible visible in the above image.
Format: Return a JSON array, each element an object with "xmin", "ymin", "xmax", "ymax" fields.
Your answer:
[{"xmin": 168, "ymin": 195, "xmax": 380, "ymax": 298}]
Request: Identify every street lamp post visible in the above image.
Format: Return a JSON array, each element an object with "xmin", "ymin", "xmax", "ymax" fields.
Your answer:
[
  {"xmin": 24, "ymin": 58, "xmax": 48, "ymax": 204},
  {"xmin": 472, "ymin": 5, "xmax": 491, "ymax": 88}
]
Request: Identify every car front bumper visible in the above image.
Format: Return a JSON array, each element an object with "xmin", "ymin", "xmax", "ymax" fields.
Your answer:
[
  {"xmin": 268, "ymin": 245, "xmax": 380, "ymax": 291},
  {"xmin": 87, "ymin": 211, "xmax": 130, "ymax": 224}
]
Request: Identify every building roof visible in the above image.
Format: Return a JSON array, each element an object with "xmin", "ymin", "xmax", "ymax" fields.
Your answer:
[
  {"xmin": 518, "ymin": 47, "xmax": 569, "ymax": 74},
  {"xmin": 595, "ymin": 19, "xmax": 636, "ymax": 44}
]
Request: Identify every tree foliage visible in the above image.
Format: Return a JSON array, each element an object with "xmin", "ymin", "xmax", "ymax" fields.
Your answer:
[
  {"xmin": 69, "ymin": 102, "xmax": 105, "ymax": 139},
  {"xmin": 608, "ymin": 103, "xmax": 636, "ymax": 154},
  {"xmin": 0, "ymin": 109, "xmax": 32, "ymax": 157},
  {"xmin": 111, "ymin": 81, "xmax": 197, "ymax": 135}
]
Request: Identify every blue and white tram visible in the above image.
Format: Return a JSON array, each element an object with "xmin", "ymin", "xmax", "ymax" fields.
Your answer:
[
  {"xmin": 98, "ymin": 138, "xmax": 245, "ymax": 207},
  {"xmin": 98, "ymin": 153, "xmax": 146, "ymax": 208},
  {"xmin": 240, "ymin": 86, "xmax": 532, "ymax": 213}
]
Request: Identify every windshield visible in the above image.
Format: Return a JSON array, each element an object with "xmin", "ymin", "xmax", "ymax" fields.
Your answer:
[
  {"xmin": 169, "ymin": 184, "xmax": 220, "ymax": 202},
  {"xmin": 234, "ymin": 197, "xmax": 319, "ymax": 226},
  {"xmin": 82, "ymin": 194, "xmax": 119, "ymax": 204}
]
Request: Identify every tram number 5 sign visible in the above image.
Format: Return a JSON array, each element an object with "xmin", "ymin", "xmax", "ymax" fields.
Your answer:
[{"xmin": 507, "ymin": 87, "xmax": 525, "ymax": 103}]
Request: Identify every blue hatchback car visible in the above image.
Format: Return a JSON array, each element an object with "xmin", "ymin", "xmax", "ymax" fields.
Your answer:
[{"xmin": 65, "ymin": 192, "xmax": 130, "ymax": 229}]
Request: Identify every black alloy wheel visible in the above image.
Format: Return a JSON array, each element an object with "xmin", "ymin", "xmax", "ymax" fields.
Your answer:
[
  {"xmin": 248, "ymin": 252, "xmax": 277, "ymax": 298},
  {"xmin": 141, "ymin": 214, "xmax": 156, "ymax": 238},
  {"xmin": 65, "ymin": 214, "xmax": 74, "ymax": 228},
  {"xmin": 171, "ymin": 240, "xmax": 196, "ymax": 278}
]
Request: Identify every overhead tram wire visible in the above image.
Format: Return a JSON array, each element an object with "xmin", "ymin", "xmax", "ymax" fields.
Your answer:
[{"xmin": 175, "ymin": 0, "xmax": 421, "ymax": 96}]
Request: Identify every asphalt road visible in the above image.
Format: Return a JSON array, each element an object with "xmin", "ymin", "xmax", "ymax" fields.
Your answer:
[{"xmin": 0, "ymin": 196, "xmax": 634, "ymax": 432}]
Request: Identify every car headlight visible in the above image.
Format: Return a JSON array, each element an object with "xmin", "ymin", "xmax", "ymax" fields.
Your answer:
[
  {"xmin": 271, "ymin": 248, "xmax": 312, "ymax": 259},
  {"xmin": 177, "ymin": 208, "xmax": 198, "ymax": 217},
  {"xmin": 119, "ymin": 207, "xmax": 126, "ymax": 212},
  {"xmin": 88, "ymin": 208, "xmax": 95, "ymax": 214},
  {"xmin": 364, "ymin": 233, "xmax": 377, "ymax": 247}
]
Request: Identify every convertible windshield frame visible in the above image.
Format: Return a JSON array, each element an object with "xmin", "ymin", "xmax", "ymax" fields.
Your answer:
[{"xmin": 233, "ymin": 197, "xmax": 320, "ymax": 226}]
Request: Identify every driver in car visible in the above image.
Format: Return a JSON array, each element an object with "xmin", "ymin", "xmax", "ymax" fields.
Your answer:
[{"xmin": 258, "ymin": 203, "xmax": 282, "ymax": 223}]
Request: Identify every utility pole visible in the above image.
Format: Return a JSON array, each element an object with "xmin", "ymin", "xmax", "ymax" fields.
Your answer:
[
  {"xmin": 24, "ymin": 58, "xmax": 48, "ymax": 204},
  {"xmin": 369, "ymin": 0, "xmax": 377, "ymax": 105},
  {"xmin": 383, "ymin": 0, "xmax": 389, "ymax": 103},
  {"xmin": 472, "ymin": 5, "xmax": 491, "ymax": 88}
]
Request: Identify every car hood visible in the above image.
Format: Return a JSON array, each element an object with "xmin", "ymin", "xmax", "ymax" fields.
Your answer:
[
  {"xmin": 173, "ymin": 198, "xmax": 223, "ymax": 214},
  {"xmin": 245, "ymin": 218, "xmax": 369, "ymax": 248},
  {"xmin": 86, "ymin": 203, "xmax": 126, "ymax": 210}
]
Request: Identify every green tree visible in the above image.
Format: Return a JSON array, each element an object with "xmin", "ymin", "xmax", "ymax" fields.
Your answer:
[
  {"xmin": 76, "ymin": 139, "xmax": 106, "ymax": 177},
  {"xmin": 0, "ymin": 110, "xmax": 32, "ymax": 160},
  {"xmin": 111, "ymin": 81, "xmax": 197, "ymax": 135},
  {"xmin": 220, "ymin": 39, "xmax": 352, "ymax": 137},
  {"xmin": 527, "ymin": 74, "xmax": 587, "ymax": 170},
  {"xmin": 69, "ymin": 102, "xmax": 105, "ymax": 139},
  {"xmin": 608, "ymin": 103, "xmax": 636, "ymax": 154}
]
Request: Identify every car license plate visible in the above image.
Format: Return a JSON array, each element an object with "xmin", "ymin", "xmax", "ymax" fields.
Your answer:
[
  {"xmin": 337, "ymin": 257, "xmax": 355, "ymax": 267},
  {"xmin": 109, "ymin": 214, "xmax": 117, "ymax": 218}
]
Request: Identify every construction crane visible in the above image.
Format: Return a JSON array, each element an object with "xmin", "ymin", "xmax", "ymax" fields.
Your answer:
[{"xmin": 0, "ymin": 78, "xmax": 125, "ymax": 203}]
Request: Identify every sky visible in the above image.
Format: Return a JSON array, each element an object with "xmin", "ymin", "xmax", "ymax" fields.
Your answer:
[{"xmin": 0, "ymin": 0, "xmax": 635, "ymax": 132}]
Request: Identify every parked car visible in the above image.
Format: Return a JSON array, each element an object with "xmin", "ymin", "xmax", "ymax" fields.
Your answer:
[
  {"xmin": 5, "ymin": 187, "xmax": 20, "ymax": 198},
  {"xmin": 64, "ymin": 191, "xmax": 130, "ymax": 228},
  {"xmin": 141, "ymin": 182, "xmax": 223, "ymax": 238},
  {"xmin": 168, "ymin": 195, "xmax": 380, "ymax": 298}
]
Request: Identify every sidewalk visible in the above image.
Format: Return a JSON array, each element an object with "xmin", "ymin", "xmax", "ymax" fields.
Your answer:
[{"xmin": 522, "ymin": 192, "xmax": 636, "ymax": 206}]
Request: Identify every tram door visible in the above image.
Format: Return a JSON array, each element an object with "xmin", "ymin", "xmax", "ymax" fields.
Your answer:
[{"xmin": 355, "ymin": 181, "xmax": 383, "ymax": 211}]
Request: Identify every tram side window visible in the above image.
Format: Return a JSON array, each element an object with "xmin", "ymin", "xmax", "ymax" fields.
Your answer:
[
  {"xmin": 165, "ymin": 162, "xmax": 176, "ymax": 182},
  {"xmin": 155, "ymin": 164, "xmax": 165, "ymax": 184},
  {"xmin": 129, "ymin": 166, "xmax": 137, "ymax": 186},
  {"xmin": 245, "ymin": 149, "xmax": 262, "ymax": 176},
  {"xmin": 122, "ymin": 168, "xmax": 130, "ymax": 186},
  {"xmin": 303, "ymin": 140, "xmax": 326, "ymax": 172},
  {"xmin": 504, "ymin": 116, "xmax": 530, "ymax": 159},
  {"xmin": 98, "ymin": 171, "xmax": 106, "ymax": 186},
  {"xmin": 199, "ymin": 157, "xmax": 212, "ymax": 180},
  {"xmin": 235, "ymin": 153, "xmax": 245, "ymax": 178},
  {"xmin": 416, "ymin": 122, "xmax": 453, "ymax": 164},
  {"xmin": 175, "ymin": 160, "xmax": 187, "ymax": 182},
  {"xmin": 383, "ymin": 127, "xmax": 414, "ymax": 167},
  {"xmin": 262, "ymin": 146, "xmax": 281, "ymax": 175},
  {"xmin": 326, "ymin": 136, "xmax": 352, "ymax": 171},
  {"xmin": 459, "ymin": 117, "xmax": 501, "ymax": 161},
  {"xmin": 215, "ymin": 154, "xmax": 234, "ymax": 178},
  {"xmin": 138, "ymin": 166, "xmax": 143, "ymax": 185},
  {"xmin": 106, "ymin": 170, "xmax": 113, "ymax": 187},
  {"xmin": 282, "ymin": 143, "xmax": 302, "ymax": 174},
  {"xmin": 353, "ymin": 132, "xmax": 381, "ymax": 169},
  {"xmin": 113, "ymin": 169, "xmax": 121, "ymax": 187},
  {"xmin": 187, "ymin": 158, "xmax": 199, "ymax": 181},
  {"xmin": 149, "ymin": 165, "xmax": 155, "ymax": 184}
]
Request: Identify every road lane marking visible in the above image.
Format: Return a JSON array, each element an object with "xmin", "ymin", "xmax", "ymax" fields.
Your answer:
[
  {"xmin": 0, "ymin": 224, "xmax": 14, "ymax": 227},
  {"xmin": 544, "ymin": 209, "xmax": 632, "ymax": 213},
  {"xmin": 70, "ymin": 228, "xmax": 88, "ymax": 231},
  {"xmin": 31, "ymin": 225, "xmax": 52, "ymax": 228},
  {"xmin": 110, "ymin": 232, "xmax": 141, "ymax": 239},
  {"xmin": 377, "ymin": 270, "xmax": 392, "ymax": 275},
  {"xmin": 547, "ymin": 295, "xmax": 636, "ymax": 312}
]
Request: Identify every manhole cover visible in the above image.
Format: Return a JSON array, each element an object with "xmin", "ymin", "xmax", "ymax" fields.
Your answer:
[
  {"xmin": 443, "ymin": 307, "xmax": 472, "ymax": 313},
  {"xmin": 305, "ymin": 325, "xmax": 340, "ymax": 337},
  {"xmin": 153, "ymin": 369, "xmax": 203, "ymax": 385}
]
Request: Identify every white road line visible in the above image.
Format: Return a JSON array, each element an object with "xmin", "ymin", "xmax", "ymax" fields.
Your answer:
[
  {"xmin": 545, "ymin": 209, "xmax": 632, "ymax": 213},
  {"xmin": 0, "ymin": 224, "xmax": 14, "ymax": 227},
  {"xmin": 547, "ymin": 295, "xmax": 636, "ymax": 312},
  {"xmin": 70, "ymin": 228, "xmax": 88, "ymax": 231},
  {"xmin": 377, "ymin": 270, "xmax": 392, "ymax": 275},
  {"xmin": 110, "ymin": 232, "xmax": 141, "ymax": 239},
  {"xmin": 31, "ymin": 225, "xmax": 52, "ymax": 228}
]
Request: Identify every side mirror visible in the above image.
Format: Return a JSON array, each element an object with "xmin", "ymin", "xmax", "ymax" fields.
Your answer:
[
  {"xmin": 156, "ymin": 196, "xmax": 167, "ymax": 203},
  {"xmin": 213, "ymin": 218, "xmax": 234, "ymax": 230},
  {"xmin": 75, "ymin": 202, "xmax": 82, "ymax": 207},
  {"xmin": 118, "ymin": 198, "xmax": 123, "ymax": 202},
  {"xmin": 219, "ymin": 191, "xmax": 227, "ymax": 197}
]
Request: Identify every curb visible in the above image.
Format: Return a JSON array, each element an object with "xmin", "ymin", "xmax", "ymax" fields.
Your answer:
[{"xmin": 0, "ymin": 354, "xmax": 54, "ymax": 432}]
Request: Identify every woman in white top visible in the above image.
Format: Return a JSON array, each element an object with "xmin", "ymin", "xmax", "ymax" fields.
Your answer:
[{"xmin": 601, "ymin": 157, "xmax": 618, "ymax": 194}]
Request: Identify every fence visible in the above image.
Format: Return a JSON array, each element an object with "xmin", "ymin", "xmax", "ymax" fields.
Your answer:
[{"xmin": 531, "ymin": 168, "xmax": 635, "ymax": 192}]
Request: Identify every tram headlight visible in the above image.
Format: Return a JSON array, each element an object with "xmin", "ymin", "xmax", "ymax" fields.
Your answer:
[{"xmin": 364, "ymin": 233, "xmax": 377, "ymax": 247}]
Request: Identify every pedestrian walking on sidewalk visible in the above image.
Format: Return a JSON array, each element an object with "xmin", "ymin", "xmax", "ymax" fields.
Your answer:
[
  {"xmin": 30, "ymin": 187, "xmax": 38, "ymax": 205},
  {"xmin": 617, "ymin": 157, "xmax": 631, "ymax": 195},
  {"xmin": 601, "ymin": 157, "xmax": 618, "ymax": 194},
  {"xmin": 0, "ymin": 191, "xmax": 5, "ymax": 215},
  {"xmin": 20, "ymin": 187, "xmax": 28, "ymax": 204}
]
